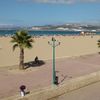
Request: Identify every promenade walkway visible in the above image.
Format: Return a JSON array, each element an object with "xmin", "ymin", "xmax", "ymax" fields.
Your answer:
[{"xmin": 0, "ymin": 53, "xmax": 100, "ymax": 99}]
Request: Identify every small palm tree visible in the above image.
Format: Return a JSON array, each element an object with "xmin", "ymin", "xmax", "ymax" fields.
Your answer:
[
  {"xmin": 11, "ymin": 30, "xmax": 34, "ymax": 70},
  {"xmin": 97, "ymin": 39, "xmax": 100, "ymax": 54},
  {"xmin": 98, "ymin": 40, "xmax": 100, "ymax": 47}
]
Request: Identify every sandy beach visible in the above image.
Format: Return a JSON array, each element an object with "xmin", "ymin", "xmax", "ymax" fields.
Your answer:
[{"xmin": 0, "ymin": 35, "xmax": 100, "ymax": 67}]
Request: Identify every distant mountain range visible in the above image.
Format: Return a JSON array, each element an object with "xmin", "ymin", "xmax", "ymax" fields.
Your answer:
[
  {"xmin": 0, "ymin": 24, "xmax": 100, "ymax": 32},
  {"xmin": 0, "ymin": 24, "xmax": 22, "ymax": 30},
  {"xmin": 30, "ymin": 24, "xmax": 100, "ymax": 32}
]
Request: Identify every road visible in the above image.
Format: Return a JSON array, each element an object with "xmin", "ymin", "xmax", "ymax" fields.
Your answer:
[{"xmin": 51, "ymin": 82, "xmax": 100, "ymax": 100}]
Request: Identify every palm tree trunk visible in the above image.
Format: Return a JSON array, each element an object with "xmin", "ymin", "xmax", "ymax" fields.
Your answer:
[{"xmin": 19, "ymin": 48, "xmax": 24, "ymax": 70}]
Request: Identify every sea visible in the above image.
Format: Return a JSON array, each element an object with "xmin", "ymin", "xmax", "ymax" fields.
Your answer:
[{"xmin": 0, "ymin": 30, "xmax": 100, "ymax": 36}]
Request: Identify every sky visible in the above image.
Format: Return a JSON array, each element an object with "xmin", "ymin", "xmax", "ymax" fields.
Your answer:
[{"xmin": 0, "ymin": 0, "xmax": 100, "ymax": 26}]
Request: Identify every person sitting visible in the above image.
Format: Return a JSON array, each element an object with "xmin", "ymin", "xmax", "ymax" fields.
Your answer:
[{"xmin": 34, "ymin": 56, "xmax": 39, "ymax": 64}]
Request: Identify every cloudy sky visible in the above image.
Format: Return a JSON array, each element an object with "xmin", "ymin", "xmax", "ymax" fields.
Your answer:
[{"xmin": 0, "ymin": 0, "xmax": 100, "ymax": 26}]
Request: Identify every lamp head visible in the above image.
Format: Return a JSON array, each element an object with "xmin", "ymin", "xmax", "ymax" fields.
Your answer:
[{"xmin": 52, "ymin": 37, "xmax": 56, "ymax": 41}]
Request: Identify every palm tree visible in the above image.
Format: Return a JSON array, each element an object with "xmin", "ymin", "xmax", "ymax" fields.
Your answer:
[
  {"xmin": 11, "ymin": 30, "xmax": 34, "ymax": 70},
  {"xmin": 97, "ymin": 39, "xmax": 100, "ymax": 54}
]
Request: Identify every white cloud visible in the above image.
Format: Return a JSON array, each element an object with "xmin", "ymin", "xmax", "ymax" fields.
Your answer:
[{"xmin": 17, "ymin": 0, "xmax": 100, "ymax": 4}]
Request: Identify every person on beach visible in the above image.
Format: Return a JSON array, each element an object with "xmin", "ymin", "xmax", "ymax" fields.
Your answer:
[{"xmin": 34, "ymin": 56, "xmax": 39, "ymax": 64}]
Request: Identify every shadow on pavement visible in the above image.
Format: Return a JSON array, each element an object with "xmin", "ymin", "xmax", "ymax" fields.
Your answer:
[{"xmin": 24, "ymin": 60, "xmax": 45, "ymax": 69}]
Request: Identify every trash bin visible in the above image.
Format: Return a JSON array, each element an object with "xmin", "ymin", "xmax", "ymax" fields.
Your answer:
[{"xmin": 54, "ymin": 76, "xmax": 58, "ymax": 85}]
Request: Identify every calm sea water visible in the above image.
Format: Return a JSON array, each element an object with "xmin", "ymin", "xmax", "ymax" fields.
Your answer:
[{"xmin": 0, "ymin": 30, "xmax": 100, "ymax": 36}]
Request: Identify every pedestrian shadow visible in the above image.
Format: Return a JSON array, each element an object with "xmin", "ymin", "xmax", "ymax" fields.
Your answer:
[
  {"xmin": 60, "ymin": 74, "xmax": 68, "ymax": 83},
  {"xmin": 24, "ymin": 60, "xmax": 45, "ymax": 69},
  {"xmin": 56, "ymin": 71, "xmax": 72, "ymax": 84},
  {"xmin": 25, "ymin": 91, "xmax": 30, "ymax": 95}
]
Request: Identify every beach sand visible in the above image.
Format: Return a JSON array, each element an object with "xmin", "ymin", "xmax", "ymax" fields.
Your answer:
[{"xmin": 0, "ymin": 35, "xmax": 100, "ymax": 67}]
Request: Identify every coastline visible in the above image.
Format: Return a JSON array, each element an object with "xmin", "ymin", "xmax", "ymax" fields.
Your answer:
[{"xmin": 0, "ymin": 30, "xmax": 100, "ymax": 37}]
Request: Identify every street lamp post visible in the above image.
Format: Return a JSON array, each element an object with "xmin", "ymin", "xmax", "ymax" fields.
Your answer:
[{"xmin": 48, "ymin": 37, "xmax": 60, "ymax": 85}]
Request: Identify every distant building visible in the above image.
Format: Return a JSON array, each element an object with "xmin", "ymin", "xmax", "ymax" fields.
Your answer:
[{"xmin": 31, "ymin": 27, "xmax": 41, "ymax": 30}]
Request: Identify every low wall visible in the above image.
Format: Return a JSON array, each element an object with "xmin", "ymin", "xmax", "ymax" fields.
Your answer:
[{"xmin": 5, "ymin": 71, "xmax": 100, "ymax": 100}]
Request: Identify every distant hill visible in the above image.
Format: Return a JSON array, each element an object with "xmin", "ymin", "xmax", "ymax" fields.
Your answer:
[
  {"xmin": 0, "ymin": 24, "xmax": 27, "ymax": 30},
  {"xmin": 0, "ymin": 24, "xmax": 100, "ymax": 32},
  {"xmin": 30, "ymin": 24, "xmax": 100, "ymax": 32}
]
